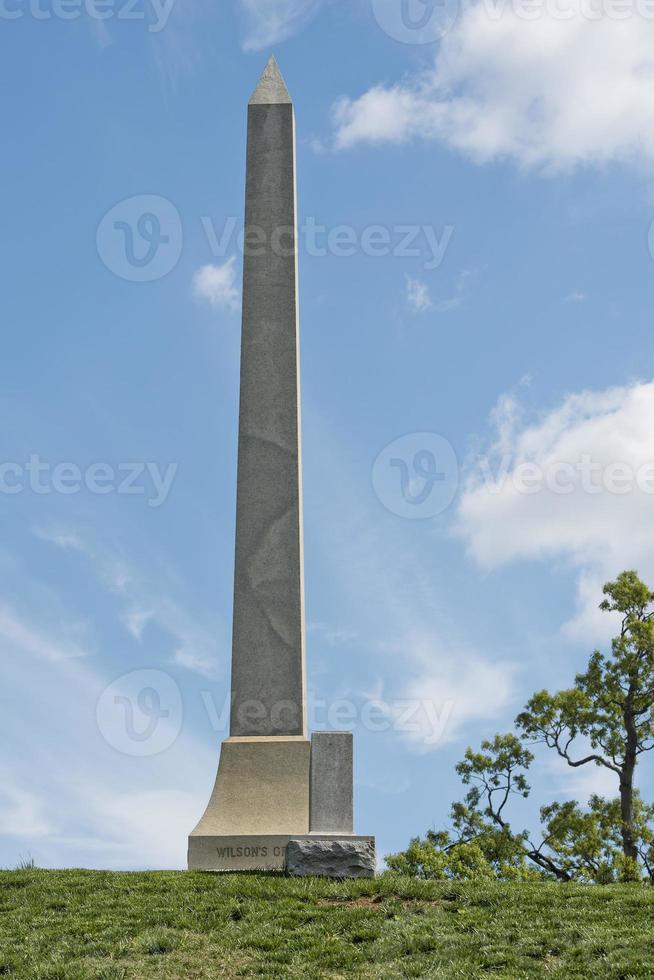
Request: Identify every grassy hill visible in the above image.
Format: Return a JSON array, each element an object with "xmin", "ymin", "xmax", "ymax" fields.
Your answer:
[{"xmin": 0, "ymin": 869, "xmax": 652, "ymax": 978}]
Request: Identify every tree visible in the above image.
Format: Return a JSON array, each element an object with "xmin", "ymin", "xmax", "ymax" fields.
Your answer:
[
  {"xmin": 388, "ymin": 572, "xmax": 654, "ymax": 882},
  {"xmin": 388, "ymin": 732, "xmax": 653, "ymax": 883},
  {"xmin": 516, "ymin": 571, "xmax": 654, "ymax": 877},
  {"xmin": 385, "ymin": 791, "xmax": 540, "ymax": 881},
  {"xmin": 540, "ymin": 794, "xmax": 654, "ymax": 883},
  {"xmin": 453, "ymin": 734, "xmax": 570, "ymax": 880}
]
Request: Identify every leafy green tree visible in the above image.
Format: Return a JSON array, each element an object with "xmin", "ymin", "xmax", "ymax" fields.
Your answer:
[
  {"xmin": 385, "ymin": 802, "xmax": 539, "ymax": 882},
  {"xmin": 453, "ymin": 734, "xmax": 571, "ymax": 880},
  {"xmin": 516, "ymin": 571, "xmax": 654, "ymax": 875},
  {"xmin": 388, "ymin": 733, "xmax": 653, "ymax": 882},
  {"xmin": 388, "ymin": 572, "xmax": 654, "ymax": 882},
  {"xmin": 540, "ymin": 793, "xmax": 654, "ymax": 883}
]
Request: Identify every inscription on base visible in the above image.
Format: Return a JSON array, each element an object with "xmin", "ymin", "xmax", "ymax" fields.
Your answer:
[{"xmin": 189, "ymin": 835, "xmax": 293, "ymax": 871}]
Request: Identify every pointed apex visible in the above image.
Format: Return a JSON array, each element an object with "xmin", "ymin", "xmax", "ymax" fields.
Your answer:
[{"xmin": 249, "ymin": 55, "xmax": 292, "ymax": 105}]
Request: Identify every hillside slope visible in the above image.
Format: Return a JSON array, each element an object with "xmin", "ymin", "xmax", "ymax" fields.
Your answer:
[{"xmin": 0, "ymin": 869, "xmax": 652, "ymax": 978}]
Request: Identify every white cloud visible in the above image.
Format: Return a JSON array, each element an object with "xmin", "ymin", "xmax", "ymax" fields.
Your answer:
[
  {"xmin": 302, "ymin": 418, "xmax": 520, "ymax": 752},
  {"xmin": 36, "ymin": 527, "xmax": 223, "ymax": 680},
  {"xmin": 457, "ymin": 379, "xmax": 654, "ymax": 640},
  {"xmin": 406, "ymin": 275, "xmax": 433, "ymax": 312},
  {"xmin": 192, "ymin": 257, "xmax": 240, "ymax": 312},
  {"xmin": 564, "ymin": 291, "xmax": 586, "ymax": 303},
  {"xmin": 239, "ymin": 0, "xmax": 327, "ymax": 51},
  {"xmin": 122, "ymin": 605, "xmax": 154, "ymax": 640},
  {"xmin": 84, "ymin": 789, "xmax": 203, "ymax": 869},
  {"xmin": 0, "ymin": 778, "xmax": 52, "ymax": 839},
  {"xmin": 0, "ymin": 605, "xmax": 88, "ymax": 662},
  {"xmin": 406, "ymin": 269, "xmax": 471, "ymax": 315},
  {"xmin": 539, "ymin": 752, "xmax": 618, "ymax": 800},
  {"xmin": 0, "ymin": 599, "xmax": 215, "ymax": 869},
  {"xmin": 374, "ymin": 633, "xmax": 517, "ymax": 752},
  {"xmin": 333, "ymin": 2, "xmax": 654, "ymax": 170},
  {"xmin": 173, "ymin": 646, "xmax": 220, "ymax": 679}
]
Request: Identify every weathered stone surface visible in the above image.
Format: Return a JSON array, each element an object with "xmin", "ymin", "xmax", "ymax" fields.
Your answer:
[
  {"xmin": 188, "ymin": 736, "xmax": 312, "ymax": 871},
  {"xmin": 286, "ymin": 837, "xmax": 376, "ymax": 878},
  {"xmin": 249, "ymin": 55, "xmax": 291, "ymax": 105},
  {"xmin": 189, "ymin": 835, "xmax": 294, "ymax": 872},
  {"xmin": 187, "ymin": 60, "xmax": 374, "ymax": 873},
  {"xmin": 230, "ymin": 55, "xmax": 306, "ymax": 738},
  {"xmin": 310, "ymin": 732, "xmax": 353, "ymax": 833}
]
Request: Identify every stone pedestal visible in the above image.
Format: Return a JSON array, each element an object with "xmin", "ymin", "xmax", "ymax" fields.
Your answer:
[
  {"xmin": 310, "ymin": 732, "xmax": 353, "ymax": 833},
  {"xmin": 189, "ymin": 834, "xmax": 375, "ymax": 873},
  {"xmin": 188, "ymin": 734, "xmax": 373, "ymax": 872},
  {"xmin": 188, "ymin": 736, "xmax": 310, "ymax": 869}
]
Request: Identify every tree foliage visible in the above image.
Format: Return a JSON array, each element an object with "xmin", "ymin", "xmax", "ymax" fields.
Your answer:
[{"xmin": 389, "ymin": 571, "xmax": 654, "ymax": 883}]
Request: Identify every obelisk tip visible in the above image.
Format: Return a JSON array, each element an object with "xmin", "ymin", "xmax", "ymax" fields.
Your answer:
[{"xmin": 249, "ymin": 55, "xmax": 292, "ymax": 105}]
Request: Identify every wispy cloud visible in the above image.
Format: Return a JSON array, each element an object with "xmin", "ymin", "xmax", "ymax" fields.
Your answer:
[
  {"xmin": 173, "ymin": 646, "xmax": 220, "ymax": 680},
  {"xmin": 122, "ymin": 606, "xmax": 155, "ymax": 641},
  {"xmin": 0, "ymin": 590, "xmax": 216, "ymax": 868},
  {"xmin": 406, "ymin": 276, "xmax": 433, "ymax": 313},
  {"xmin": 35, "ymin": 526, "xmax": 223, "ymax": 680},
  {"xmin": 406, "ymin": 269, "xmax": 471, "ymax": 315},
  {"xmin": 303, "ymin": 417, "xmax": 519, "ymax": 752},
  {"xmin": 0, "ymin": 604, "xmax": 89, "ymax": 663},
  {"xmin": 0, "ymin": 777, "xmax": 52, "ymax": 839},
  {"xmin": 372, "ymin": 633, "xmax": 517, "ymax": 752},
  {"xmin": 238, "ymin": 0, "xmax": 328, "ymax": 52},
  {"xmin": 192, "ymin": 257, "xmax": 240, "ymax": 313}
]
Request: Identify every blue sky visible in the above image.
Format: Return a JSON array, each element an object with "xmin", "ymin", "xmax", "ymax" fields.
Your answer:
[{"xmin": 2, "ymin": 0, "xmax": 654, "ymax": 869}]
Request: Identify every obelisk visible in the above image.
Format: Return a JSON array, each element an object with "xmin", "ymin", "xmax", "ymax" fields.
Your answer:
[
  {"xmin": 188, "ymin": 59, "xmax": 374, "ymax": 873},
  {"xmin": 230, "ymin": 55, "xmax": 306, "ymax": 739}
]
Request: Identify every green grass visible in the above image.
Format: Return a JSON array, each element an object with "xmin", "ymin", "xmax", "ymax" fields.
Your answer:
[{"xmin": 0, "ymin": 870, "xmax": 652, "ymax": 979}]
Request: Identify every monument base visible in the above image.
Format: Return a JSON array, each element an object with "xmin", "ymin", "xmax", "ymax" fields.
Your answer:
[
  {"xmin": 189, "ymin": 834, "xmax": 375, "ymax": 872},
  {"xmin": 190, "ymin": 734, "xmax": 311, "ymax": 832},
  {"xmin": 188, "ymin": 733, "xmax": 374, "ymax": 873}
]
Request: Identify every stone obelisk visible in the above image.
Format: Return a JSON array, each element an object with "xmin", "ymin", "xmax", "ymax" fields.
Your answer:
[
  {"xmin": 188, "ymin": 58, "xmax": 374, "ymax": 874},
  {"xmin": 230, "ymin": 55, "xmax": 305, "ymax": 740}
]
